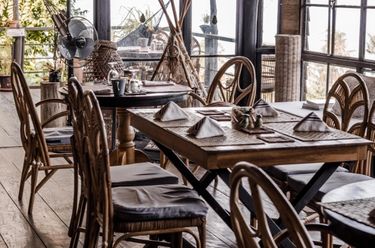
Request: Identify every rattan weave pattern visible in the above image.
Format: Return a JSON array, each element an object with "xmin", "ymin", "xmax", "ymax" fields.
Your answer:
[
  {"xmin": 321, "ymin": 197, "xmax": 375, "ymax": 228},
  {"xmin": 265, "ymin": 122, "xmax": 359, "ymax": 141},
  {"xmin": 262, "ymin": 110, "xmax": 302, "ymax": 123},
  {"xmin": 166, "ymin": 126, "xmax": 264, "ymax": 147}
]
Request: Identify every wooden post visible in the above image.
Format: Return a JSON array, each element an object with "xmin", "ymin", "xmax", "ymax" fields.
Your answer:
[{"xmin": 40, "ymin": 81, "xmax": 65, "ymax": 127}]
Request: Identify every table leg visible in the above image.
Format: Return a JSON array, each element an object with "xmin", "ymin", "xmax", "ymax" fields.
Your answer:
[
  {"xmin": 154, "ymin": 141, "xmax": 232, "ymax": 228},
  {"xmin": 156, "ymin": 141, "xmax": 296, "ymax": 248},
  {"xmin": 292, "ymin": 162, "xmax": 339, "ymax": 213},
  {"xmin": 113, "ymin": 108, "xmax": 135, "ymax": 164}
]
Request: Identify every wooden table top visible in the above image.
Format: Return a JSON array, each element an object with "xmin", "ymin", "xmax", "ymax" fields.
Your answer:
[
  {"xmin": 128, "ymin": 106, "xmax": 372, "ymax": 169},
  {"xmin": 59, "ymin": 83, "xmax": 191, "ymax": 108}
]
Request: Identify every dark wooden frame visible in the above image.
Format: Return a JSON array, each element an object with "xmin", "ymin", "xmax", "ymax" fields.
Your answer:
[{"xmin": 301, "ymin": 0, "xmax": 375, "ymax": 99}]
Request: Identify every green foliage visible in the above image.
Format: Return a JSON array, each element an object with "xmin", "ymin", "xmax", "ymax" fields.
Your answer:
[{"xmin": 367, "ymin": 34, "xmax": 375, "ymax": 55}]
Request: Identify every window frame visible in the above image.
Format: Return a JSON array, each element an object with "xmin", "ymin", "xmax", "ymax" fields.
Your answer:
[{"xmin": 301, "ymin": 0, "xmax": 375, "ymax": 99}]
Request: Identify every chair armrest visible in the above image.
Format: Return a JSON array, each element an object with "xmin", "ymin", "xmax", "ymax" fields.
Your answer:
[
  {"xmin": 35, "ymin": 98, "xmax": 67, "ymax": 107},
  {"xmin": 41, "ymin": 111, "xmax": 69, "ymax": 128},
  {"xmin": 188, "ymin": 92, "xmax": 207, "ymax": 106}
]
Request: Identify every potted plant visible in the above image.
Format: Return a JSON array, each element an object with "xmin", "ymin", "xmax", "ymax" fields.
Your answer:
[{"xmin": 0, "ymin": 37, "xmax": 12, "ymax": 91}]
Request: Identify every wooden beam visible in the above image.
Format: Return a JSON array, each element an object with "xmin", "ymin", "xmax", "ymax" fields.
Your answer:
[{"xmin": 94, "ymin": 0, "xmax": 110, "ymax": 40}]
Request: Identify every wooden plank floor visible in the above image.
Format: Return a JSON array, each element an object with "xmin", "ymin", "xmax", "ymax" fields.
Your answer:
[{"xmin": 0, "ymin": 90, "xmax": 238, "ymax": 248}]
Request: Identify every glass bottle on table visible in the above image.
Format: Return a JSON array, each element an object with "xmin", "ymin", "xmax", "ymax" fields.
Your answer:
[{"xmin": 107, "ymin": 62, "xmax": 119, "ymax": 85}]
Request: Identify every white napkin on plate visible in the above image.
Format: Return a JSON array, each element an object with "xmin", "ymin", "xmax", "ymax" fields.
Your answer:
[
  {"xmin": 253, "ymin": 99, "xmax": 279, "ymax": 117},
  {"xmin": 187, "ymin": 117, "xmax": 225, "ymax": 139},
  {"xmin": 293, "ymin": 112, "xmax": 330, "ymax": 132},
  {"xmin": 154, "ymin": 101, "xmax": 188, "ymax": 122}
]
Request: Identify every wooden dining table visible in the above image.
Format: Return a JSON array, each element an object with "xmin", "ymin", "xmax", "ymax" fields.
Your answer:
[{"xmin": 128, "ymin": 105, "xmax": 372, "ymax": 246}]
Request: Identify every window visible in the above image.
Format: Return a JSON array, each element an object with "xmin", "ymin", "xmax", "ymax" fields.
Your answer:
[
  {"xmin": 302, "ymin": 0, "xmax": 375, "ymax": 100},
  {"xmin": 110, "ymin": 0, "xmax": 178, "ymax": 80},
  {"xmin": 191, "ymin": 0, "xmax": 236, "ymax": 85}
]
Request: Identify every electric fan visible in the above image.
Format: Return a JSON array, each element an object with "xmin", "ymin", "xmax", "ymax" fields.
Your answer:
[{"xmin": 57, "ymin": 16, "xmax": 98, "ymax": 67}]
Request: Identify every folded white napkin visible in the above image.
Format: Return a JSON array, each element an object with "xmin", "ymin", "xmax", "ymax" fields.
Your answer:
[
  {"xmin": 187, "ymin": 117, "xmax": 225, "ymax": 139},
  {"xmin": 253, "ymin": 99, "xmax": 279, "ymax": 117},
  {"xmin": 293, "ymin": 112, "xmax": 330, "ymax": 132},
  {"xmin": 142, "ymin": 80, "xmax": 176, "ymax": 87},
  {"xmin": 154, "ymin": 101, "xmax": 188, "ymax": 122}
]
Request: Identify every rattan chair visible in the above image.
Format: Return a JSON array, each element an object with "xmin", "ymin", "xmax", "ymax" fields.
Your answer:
[
  {"xmin": 67, "ymin": 78, "xmax": 180, "ymax": 247},
  {"xmin": 189, "ymin": 56, "xmax": 257, "ymax": 107},
  {"xmin": 79, "ymin": 90, "xmax": 207, "ymax": 248},
  {"xmin": 10, "ymin": 62, "xmax": 74, "ymax": 214},
  {"xmin": 230, "ymin": 162, "xmax": 332, "ymax": 248},
  {"xmin": 267, "ymin": 72, "xmax": 372, "ymax": 190}
]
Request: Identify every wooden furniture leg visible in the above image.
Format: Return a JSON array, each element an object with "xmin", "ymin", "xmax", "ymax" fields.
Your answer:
[{"xmin": 114, "ymin": 108, "xmax": 135, "ymax": 164}]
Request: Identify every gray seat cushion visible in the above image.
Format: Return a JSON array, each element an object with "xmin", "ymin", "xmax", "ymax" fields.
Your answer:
[
  {"xmin": 266, "ymin": 163, "xmax": 348, "ymax": 181},
  {"xmin": 110, "ymin": 162, "xmax": 179, "ymax": 187},
  {"xmin": 43, "ymin": 126, "xmax": 73, "ymax": 146},
  {"xmin": 112, "ymin": 185, "xmax": 208, "ymax": 222},
  {"xmin": 287, "ymin": 172, "xmax": 373, "ymax": 201}
]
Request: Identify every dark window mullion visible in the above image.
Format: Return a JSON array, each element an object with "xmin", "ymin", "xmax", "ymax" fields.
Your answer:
[
  {"xmin": 330, "ymin": 1, "xmax": 335, "ymax": 56},
  {"xmin": 358, "ymin": 0, "xmax": 367, "ymax": 72}
]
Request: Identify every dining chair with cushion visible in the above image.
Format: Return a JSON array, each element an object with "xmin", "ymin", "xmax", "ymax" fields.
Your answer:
[
  {"xmin": 10, "ymin": 62, "xmax": 75, "ymax": 215},
  {"xmin": 81, "ymin": 90, "xmax": 207, "ymax": 247},
  {"xmin": 266, "ymin": 72, "xmax": 371, "ymax": 192},
  {"xmin": 66, "ymin": 78, "xmax": 181, "ymax": 247},
  {"xmin": 230, "ymin": 162, "xmax": 331, "ymax": 248},
  {"xmin": 189, "ymin": 56, "xmax": 257, "ymax": 107}
]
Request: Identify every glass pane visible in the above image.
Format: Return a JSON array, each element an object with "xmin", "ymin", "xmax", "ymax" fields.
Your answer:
[
  {"xmin": 72, "ymin": 0, "xmax": 94, "ymax": 23},
  {"xmin": 336, "ymin": 0, "xmax": 360, "ymax": 6},
  {"xmin": 368, "ymin": 0, "xmax": 375, "ymax": 6},
  {"xmin": 334, "ymin": 8, "xmax": 360, "ymax": 58},
  {"xmin": 192, "ymin": 0, "xmax": 236, "ymax": 56},
  {"xmin": 328, "ymin": 64, "xmax": 356, "ymax": 88},
  {"xmin": 111, "ymin": 0, "xmax": 178, "ymax": 59},
  {"xmin": 365, "ymin": 10, "xmax": 375, "ymax": 60},
  {"xmin": 262, "ymin": 0, "xmax": 278, "ymax": 46},
  {"xmin": 304, "ymin": 61, "xmax": 327, "ymax": 100},
  {"xmin": 307, "ymin": 0, "xmax": 329, "ymax": 5},
  {"xmin": 304, "ymin": 6, "xmax": 329, "ymax": 53}
]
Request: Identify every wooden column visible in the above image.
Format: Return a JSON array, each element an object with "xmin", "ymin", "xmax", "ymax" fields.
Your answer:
[
  {"xmin": 40, "ymin": 82, "xmax": 65, "ymax": 127},
  {"xmin": 94, "ymin": 0, "xmax": 111, "ymax": 40},
  {"xmin": 236, "ymin": 0, "xmax": 260, "ymax": 100},
  {"xmin": 279, "ymin": 0, "xmax": 301, "ymax": 34}
]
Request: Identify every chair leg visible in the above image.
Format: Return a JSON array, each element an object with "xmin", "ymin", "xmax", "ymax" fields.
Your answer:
[
  {"xmin": 198, "ymin": 223, "xmax": 206, "ymax": 248},
  {"xmin": 18, "ymin": 156, "xmax": 30, "ymax": 201},
  {"xmin": 68, "ymin": 164, "xmax": 80, "ymax": 237},
  {"xmin": 69, "ymin": 194, "xmax": 87, "ymax": 248},
  {"xmin": 320, "ymin": 215, "xmax": 333, "ymax": 248},
  {"xmin": 28, "ymin": 162, "xmax": 39, "ymax": 215},
  {"xmin": 172, "ymin": 233, "xmax": 183, "ymax": 248},
  {"xmin": 84, "ymin": 217, "xmax": 100, "ymax": 248}
]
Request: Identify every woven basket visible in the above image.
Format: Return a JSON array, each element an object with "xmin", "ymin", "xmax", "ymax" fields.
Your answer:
[
  {"xmin": 275, "ymin": 34, "xmax": 301, "ymax": 102},
  {"xmin": 83, "ymin": 40, "xmax": 126, "ymax": 82}
]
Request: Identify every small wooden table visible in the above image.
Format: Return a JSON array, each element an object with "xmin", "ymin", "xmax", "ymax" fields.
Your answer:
[
  {"xmin": 128, "ymin": 106, "xmax": 371, "ymax": 246},
  {"xmin": 321, "ymin": 180, "xmax": 375, "ymax": 247},
  {"xmin": 60, "ymin": 83, "xmax": 191, "ymax": 164}
]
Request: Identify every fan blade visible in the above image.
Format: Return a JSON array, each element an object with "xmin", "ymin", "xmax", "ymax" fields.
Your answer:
[
  {"xmin": 75, "ymin": 38, "xmax": 95, "ymax": 59},
  {"xmin": 58, "ymin": 36, "xmax": 76, "ymax": 60},
  {"xmin": 68, "ymin": 18, "xmax": 87, "ymax": 38}
]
